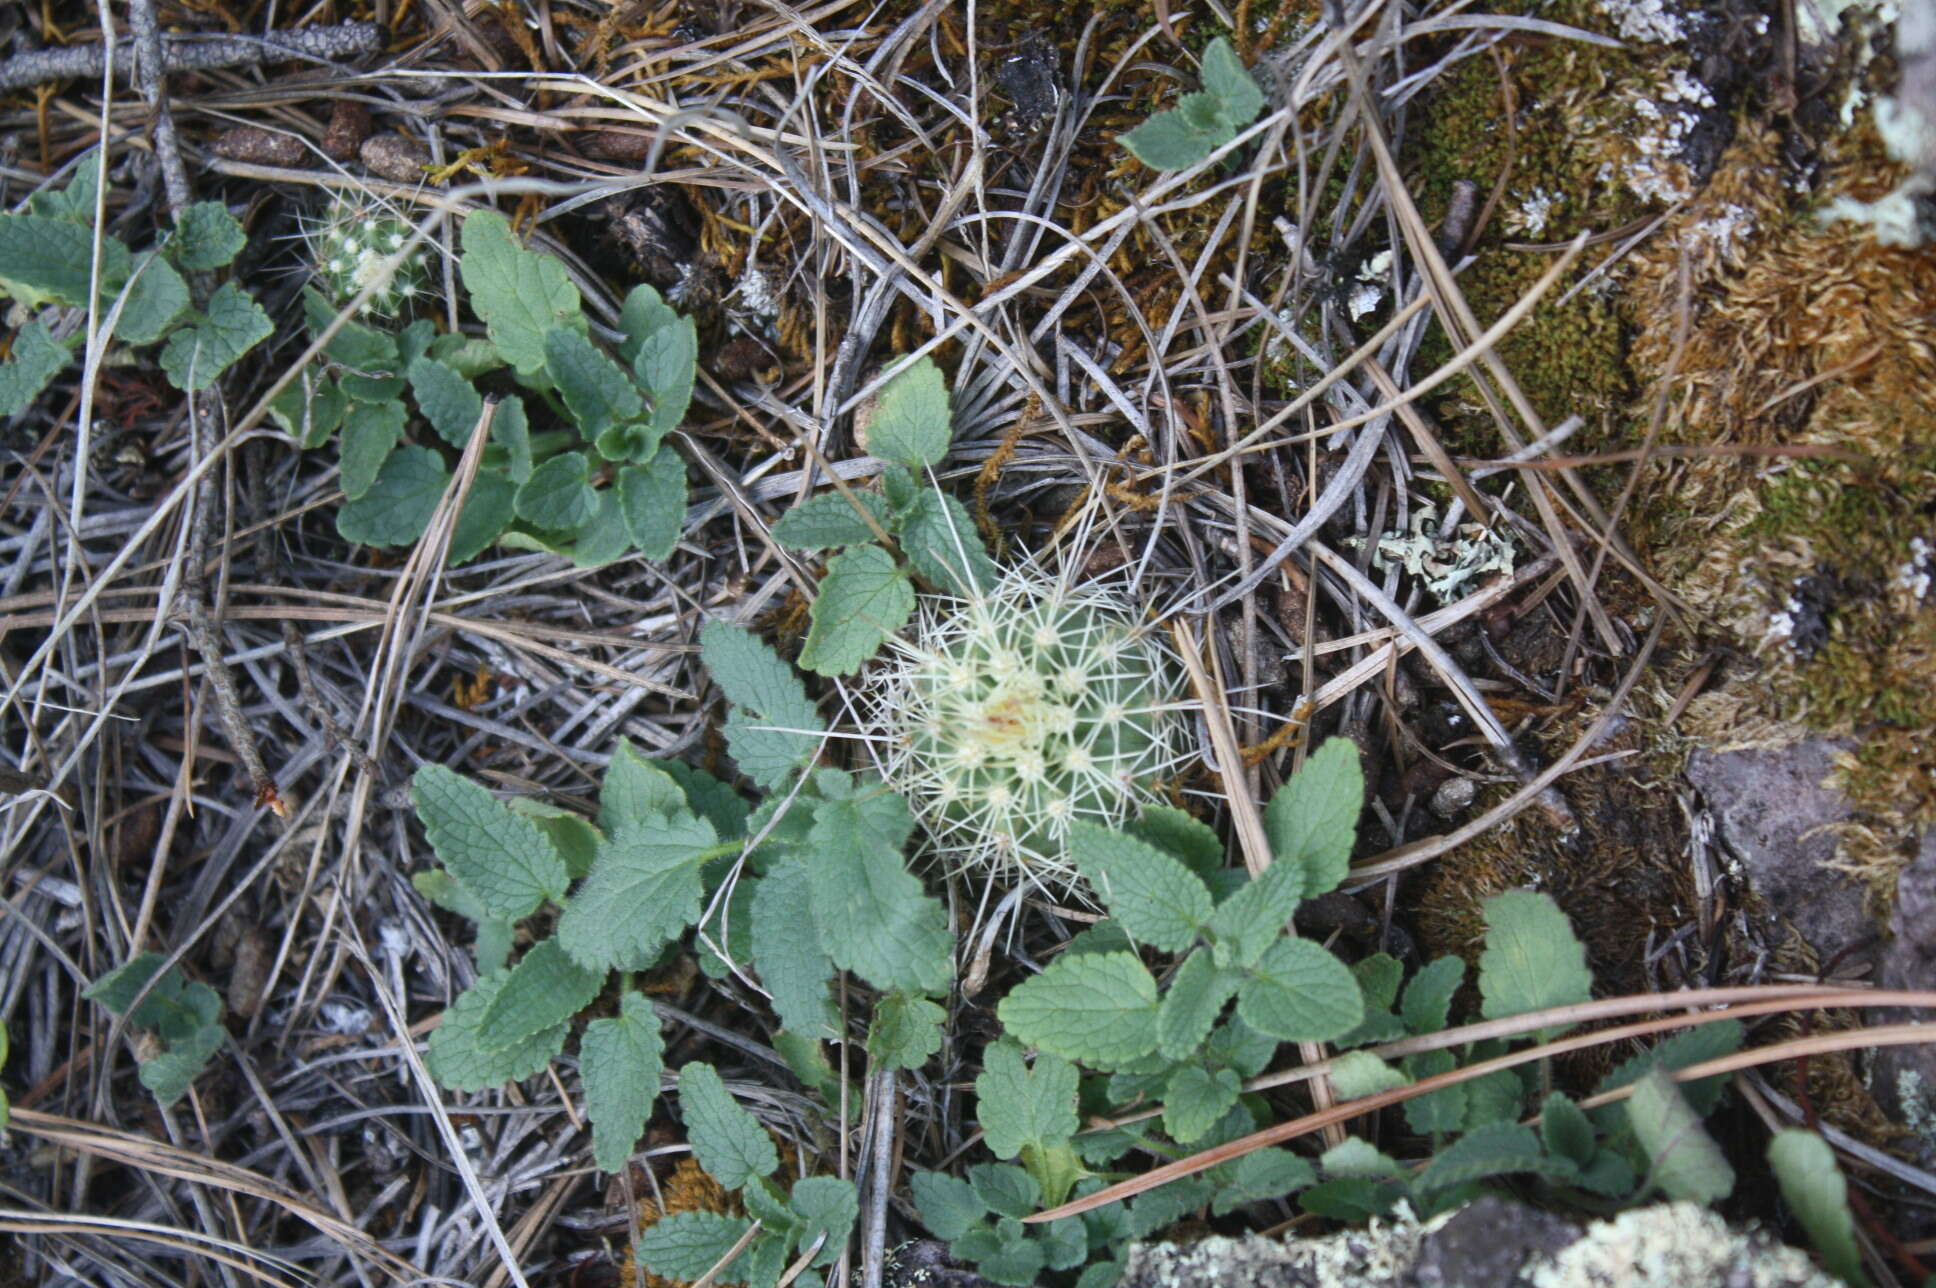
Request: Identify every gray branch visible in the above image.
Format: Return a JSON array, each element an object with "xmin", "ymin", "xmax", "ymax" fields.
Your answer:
[{"xmin": 0, "ymin": 21, "xmax": 383, "ymax": 95}]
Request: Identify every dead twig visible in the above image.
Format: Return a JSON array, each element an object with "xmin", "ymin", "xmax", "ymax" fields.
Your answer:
[{"xmin": 0, "ymin": 21, "xmax": 383, "ymax": 95}]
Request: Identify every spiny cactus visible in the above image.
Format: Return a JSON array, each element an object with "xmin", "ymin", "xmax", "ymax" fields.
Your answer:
[
  {"xmin": 305, "ymin": 198, "xmax": 427, "ymax": 317},
  {"xmin": 859, "ymin": 562, "xmax": 1191, "ymax": 894}
]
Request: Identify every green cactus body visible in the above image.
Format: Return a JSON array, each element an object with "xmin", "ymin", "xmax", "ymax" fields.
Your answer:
[
  {"xmin": 306, "ymin": 199, "xmax": 427, "ymax": 317},
  {"xmin": 864, "ymin": 566, "xmax": 1189, "ymax": 894}
]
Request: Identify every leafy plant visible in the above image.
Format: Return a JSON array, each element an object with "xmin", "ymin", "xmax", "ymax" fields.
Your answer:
[
  {"xmin": 395, "ymin": 341, "xmax": 1796, "ymax": 1284},
  {"xmin": 764, "ymin": 355, "xmax": 1191, "ymax": 892},
  {"xmin": 281, "ymin": 209, "xmax": 697, "ymax": 565},
  {"xmin": 410, "ymin": 732, "xmax": 954, "ymax": 1169},
  {"xmin": 1769, "ymin": 1128, "xmax": 1870, "ymax": 1287},
  {"xmin": 84, "ymin": 953, "xmax": 227, "ymax": 1107},
  {"xmin": 0, "ymin": 152, "xmax": 268, "ymax": 412},
  {"xmin": 633, "ymin": 1061, "xmax": 858, "ymax": 1287},
  {"xmin": 1119, "ymin": 37, "xmax": 1265, "ymax": 171}
]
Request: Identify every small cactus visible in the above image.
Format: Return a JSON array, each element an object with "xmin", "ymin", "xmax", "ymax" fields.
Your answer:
[
  {"xmin": 859, "ymin": 562, "xmax": 1190, "ymax": 894},
  {"xmin": 305, "ymin": 198, "xmax": 427, "ymax": 317}
]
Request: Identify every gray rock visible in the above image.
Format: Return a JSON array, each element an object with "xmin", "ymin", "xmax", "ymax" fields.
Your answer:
[{"xmin": 1685, "ymin": 739, "xmax": 1872, "ymax": 970}]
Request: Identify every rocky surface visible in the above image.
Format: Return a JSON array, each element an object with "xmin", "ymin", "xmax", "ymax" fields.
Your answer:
[
  {"xmin": 1686, "ymin": 739, "xmax": 1873, "ymax": 973},
  {"xmin": 1118, "ymin": 1197, "xmax": 1836, "ymax": 1288}
]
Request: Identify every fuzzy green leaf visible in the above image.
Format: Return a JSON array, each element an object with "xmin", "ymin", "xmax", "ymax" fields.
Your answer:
[
  {"xmin": 408, "ymin": 356, "xmax": 484, "ymax": 447},
  {"xmin": 680, "ymin": 1061, "xmax": 779, "ymax": 1189},
  {"xmin": 1401, "ymin": 955, "xmax": 1465, "ymax": 1036},
  {"xmin": 276, "ymin": 371, "xmax": 350, "ymax": 449},
  {"xmin": 1463, "ymin": 1066, "xmax": 1528, "ymax": 1131},
  {"xmin": 1415, "ymin": 1122, "xmax": 1570, "ymax": 1193},
  {"xmin": 1236, "ymin": 936, "xmax": 1363, "ymax": 1043},
  {"xmin": 1127, "ymin": 805, "xmax": 1225, "ymax": 877},
  {"xmin": 1322, "ymin": 1136, "xmax": 1404, "ymax": 1179},
  {"xmin": 1206, "ymin": 862, "xmax": 1302, "ymax": 970},
  {"xmin": 599, "ymin": 742, "xmax": 688, "ymax": 834},
  {"xmin": 173, "ymin": 202, "xmax": 247, "ymax": 270},
  {"xmin": 862, "ymin": 355, "xmax": 951, "ymax": 468},
  {"xmin": 1478, "ymin": 890, "xmax": 1592, "ymax": 1038},
  {"xmin": 805, "ymin": 786, "xmax": 952, "ymax": 995},
  {"xmin": 115, "ymin": 254, "xmax": 191, "ymax": 345},
  {"xmin": 1156, "ymin": 948, "xmax": 1241, "ymax": 1061},
  {"xmin": 973, "ymin": 1236, "xmax": 1047, "ymax": 1288},
  {"xmin": 799, "ymin": 545, "xmax": 914, "ymax": 676},
  {"xmin": 634, "ymin": 314, "xmax": 696, "ymax": 438},
  {"xmin": 912, "ymin": 1171, "xmax": 986, "ymax": 1241},
  {"xmin": 701, "ymin": 621, "xmax": 826, "ymax": 788},
  {"xmin": 478, "ymin": 938, "xmax": 603, "ymax": 1048},
  {"xmin": 0, "ymin": 214, "xmax": 117, "ymax": 306},
  {"xmin": 1212, "ymin": 1149, "xmax": 1316, "ymax": 1216},
  {"xmin": 29, "ymin": 151, "xmax": 100, "ymax": 222},
  {"xmin": 1200, "ymin": 36, "xmax": 1264, "ymax": 125},
  {"xmin": 492, "ymin": 395, "xmax": 532, "ymax": 483},
  {"xmin": 869, "ymin": 992, "xmax": 945, "ymax": 1071},
  {"xmin": 515, "ymin": 451, "xmax": 599, "ymax": 532},
  {"xmin": 996, "ymin": 951, "xmax": 1161, "ymax": 1068},
  {"xmin": 425, "ymin": 973, "xmax": 570, "ymax": 1091},
  {"xmin": 969, "ymin": 1163, "xmax": 1041, "ymax": 1219},
  {"xmin": 773, "ymin": 490, "xmax": 891, "ymax": 551},
  {"xmin": 138, "ymin": 1024, "xmax": 223, "ymax": 1107},
  {"xmin": 501, "ymin": 802, "xmax": 598, "ymax": 882},
  {"xmin": 750, "ymin": 860, "xmax": 834, "ymax": 1035},
  {"xmin": 458, "ymin": 210, "xmax": 583, "ymax": 374},
  {"xmin": 1577, "ymin": 1152, "xmax": 1637, "ymax": 1197},
  {"xmin": 976, "ymin": 1042, "xmax": 1078, "ymax": 1160},
  {"xmin": 1540, "ymin": 1092, "xmax": 1597, "ymax": 1167},
  {"xmin": 1335, "ymin": 955, "xmax": 1408, "ymax": 1049},
  {"xmin": 617, "ymin": 446, "xmax": 687, "ymax": 561},
  {"xmin": 1163, "ymin": 1064, "xmax": 1241, "ymax": 1144},
  {"xmin": 661, "ymin": 761, "xmax": 749, "ymax": 842},
  {"xmin": 891, "ymin": 486, "xmax": 996, "ymax": 595},
  {"xmin": 0, "ymin": 321, "xmax": 69, "ymax": 416},
  {"xmin": 635, "ymin": 1211, "xmax": 754, "ymax": 1281},
  {"xmin": 546, "ymin": 327, "xmax": 641, "ymax": 444},
  {"xmin": 160, "ymin": 282, "xmax": 271, "ymax": 391},
  {"xmin": 1353, "ymin": 954, "xmax": 1405, "ymax": 1014},
  {"xmin": 569, "ymin": 490, "xmax": 633, "ymax": 567},
  {"xmin": 85, "ymin": 954, "xmax": 202, "ymax": 1033},
  {"xmin": 789, "ymin": 1176, "xmax": 859, "ymax": 1267},
  {"xmin": 555, "ymin": 813, "xmax": 716, "ymax": 971},
  {"xmin": 1626, "ymin": 1067, "xmax": 1734, "ymax": 1202},
  {"xmin": 582, "ymin": 990, "xmax": 665, "ymax": 1173},
  {"xmin": 1595, "ymin": 1019, "xmax": 1743, "ymax": 1119},
  {"xmin": 1119, "ymin": 94, "xmax": 1235, "ymax": 170},
  {"xmin": 1206, "ymin": 1013, "xmax": 1278, "ymax": 1078},
  {"xmin": 1403, "ymin": 1049, "xmax": 1467, "ymax": 1137},
  {"xmin": 618, "ymin": 284, "xmax": 680, "ymax": 363},
  {"xmin": 339, "ymin": 399, "xmax": 405, "ymax": 501},
  {"xmin": 448, "ymin": 470, "xmax": 517, "ymax": 564},
  {"xmin": 412, "ymin": 765, "xmax": 569, "ymax": 920},
  {"xmin": 1329, "ymin": 1050, "xmax": 1410, "ymax": 1101},
  {"xmin": 1069, "ymin": 821, "xmax": 1212, "ymax": 953},
  {"xmin": 1769, "ymin": 1130, "xmax": 1870, "ymax": 1288},
  {"xmin": 1262, "ymin": 737, "xmax": 1362, "ymax": 900},
  {"xmin": 338, "ymin": 444, "xmax": 448, "ymax": 547}
]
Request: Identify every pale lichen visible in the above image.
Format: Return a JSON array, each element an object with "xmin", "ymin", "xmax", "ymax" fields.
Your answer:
[{"xmin": 1524, "ymin": 1203, "xmax": 1835, "ymax": 1288}]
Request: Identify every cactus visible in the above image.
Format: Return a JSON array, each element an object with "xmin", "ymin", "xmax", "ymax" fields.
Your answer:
[
  {"xmin": 305, "ymin": 198, "xmax": 427, "ymax": 317},
  {"xmin": 860, "ymin": 563, "xmax": 1190, "ymax": 894}
]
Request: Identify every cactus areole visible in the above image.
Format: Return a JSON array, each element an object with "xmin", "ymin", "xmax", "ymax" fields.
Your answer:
[{"xmin": 860, "ymin": 564, "xmax": 1189, "ymax": 895}]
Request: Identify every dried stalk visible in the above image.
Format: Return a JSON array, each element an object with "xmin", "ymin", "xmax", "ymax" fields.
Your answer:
[{"xmin": 0, "ymin": 21, "xmax": 382, "ymax": 95}]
